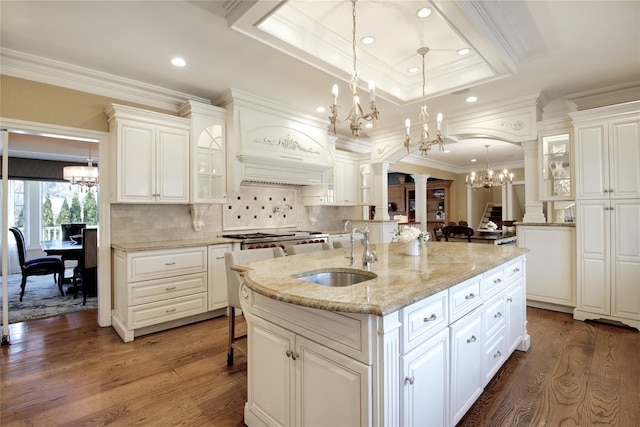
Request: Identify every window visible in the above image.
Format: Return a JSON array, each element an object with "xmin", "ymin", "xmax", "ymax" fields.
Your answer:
[{"xmin": 7, "ymin": 179, "xmax": 99, "ymax": 245}]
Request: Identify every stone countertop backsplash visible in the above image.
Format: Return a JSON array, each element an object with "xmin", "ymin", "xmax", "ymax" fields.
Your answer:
[{"xmin": 237, "ymin": 241, "xmax": 528, "ymax": 316}]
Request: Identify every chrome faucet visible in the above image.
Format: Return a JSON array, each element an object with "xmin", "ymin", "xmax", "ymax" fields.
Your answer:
[{"xmin": 360, "ymin": 224, "xmax": 378, "ymax": 270}]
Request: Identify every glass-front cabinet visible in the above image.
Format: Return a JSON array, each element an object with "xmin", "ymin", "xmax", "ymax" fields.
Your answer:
[
  {"xmin": 538, "ymin": 120, "xmax": 573, "ymax": 201},
  {"xmin": 194, "ymin": 124, "xmax": 225, "ymax": 202}
]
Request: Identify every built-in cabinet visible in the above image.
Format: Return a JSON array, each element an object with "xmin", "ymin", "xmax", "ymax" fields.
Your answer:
[
  {"xmin": 538, "ymin": 127, "xmax": 573, "ymax": 200},
  {"xmin": 571, "ymin": 101, "xmax": 640, "ymax": 330},
  {"xmin": 112, "ymin": 244, "xmax": 232, "ymax": 342},
  {"xmin": 241, "ymin": 255, "xmax": 528, "ymax": 427},
  {"xmin": 106, "ymin": 104, "xmax": 190, "ymax": 204},
  {"xmin": 302, "ymin": 150, "xmax": 361, "ymax": 206},
  {"xmin": 427, "ymin": 180, "xmax": 452, "ymax": 228}
]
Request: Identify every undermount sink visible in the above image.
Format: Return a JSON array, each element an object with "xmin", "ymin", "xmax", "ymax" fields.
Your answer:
[{"xmin": 295, "ymin": 269, "xmax": 377, "ymax": 287}]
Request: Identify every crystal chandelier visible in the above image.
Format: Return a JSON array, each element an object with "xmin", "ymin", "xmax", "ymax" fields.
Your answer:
[
  {"xmin": 404, "ymin": 47, "xmax": 445, "ymax": 156},
  {"xmin": 329, "ymin": 0, "xmax": 380, "ymax": 138},
  {"xmin": 466, "ymin": 145, "xmax": 513, "ymax": 191},
  {"xmin": 63, "ymin": 146, "xmax": 99, "ymax": 189}
]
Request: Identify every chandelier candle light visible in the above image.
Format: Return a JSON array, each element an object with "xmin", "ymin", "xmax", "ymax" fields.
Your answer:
[
  {"xmin": 466, "ymin": 145, "xmax": 513, "ymax": 191},
  {"xmin": 404, "ymin": 47, "xmax": 445, "ymax": 156},
  {"xmin": 329, "ymin": 0, "xmax": 380, "ymax": 138}
]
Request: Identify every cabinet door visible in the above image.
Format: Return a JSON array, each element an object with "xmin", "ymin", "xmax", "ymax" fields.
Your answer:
[
  {"xmin": 576, "ymin": 201, "xmax": 610, "ymax": 315},
  {"xmin": 296, "ymin": 335, "xmax": 370, "ymax": 427},
  {"xmin": 208, "ymin": 244, "xmax": 231, "ymax": 310},
  {"xmin": 334, "ymin": 155, "xmax": 358, "ymax": 204},
  {"xmin": 575, "ymin": 122, "xmax": 608, "ymax": 199},
  {"xmin": 505, "ymin": 279, "xmax": 524, "ymax": 355},
  {"xmin": 248, "ymin": 317, "xmax": 296, "ymax": 427},
  {"xmin": 449, "ymin": 309, "xmax": 483, "ymax": 426},
  {"xmin": 193, "ymin": 123, "xmax": 226, "ymax": 203},
  {"xmin": 401, "ymin": 328, "xmax": 449, "ymax": 427},
  {"xmin": 609, "ymin": 117, "xmax": 640, "ymax": 199},
  {"xmin": 156, "ymin": 125, "xmax": 190, "ymax": 203},
  {"xmin": 117, "ymin": 120, "xmax": 155, "ymax": 202},
  {"xmin": 611, "ymin": 200, "xmax": 640, "ymax": 321}
]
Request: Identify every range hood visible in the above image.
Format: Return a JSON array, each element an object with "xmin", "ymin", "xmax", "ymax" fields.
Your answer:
[{"xmin": 216, "ymin": 89, "xmax": 333, "ymax": 191}]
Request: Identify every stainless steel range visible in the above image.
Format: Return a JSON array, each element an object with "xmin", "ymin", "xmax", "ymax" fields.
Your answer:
[{"xmin": 221, "ymin": 231, "xmax": 329, "ymax": 251}]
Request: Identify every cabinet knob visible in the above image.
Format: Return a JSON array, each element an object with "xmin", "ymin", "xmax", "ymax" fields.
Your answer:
[
  {"xmin": 507, "ymin": 297, "xmax": 513, "ymax": 303},
  {"xmin": 285, "ymin": 350, "xmax": 298, "ymax": 360},
  {"xmin": 494, "ymin": 312, "xmax": 503, "ymax": 318},
  {"xmin": 467, "ymin": 335, "xmax": 477, "ymax": 344},
  {"xmin": 423, "ymin": 314, "xmax": 437, "ymax": 322},
  {"xmin": 494, "ymin": 350, "xmax": 502, "ymax": 358},
  {"xmin": 465, "ymin": 293, "xmax": 476, "ymax": 300},
  {"xmin": 405, "ymin": 376, "xmax": 415, "ymax": 385},
  {"xmin": 513, "ymin": 268, "xmax": 520, "ymax": 273}
]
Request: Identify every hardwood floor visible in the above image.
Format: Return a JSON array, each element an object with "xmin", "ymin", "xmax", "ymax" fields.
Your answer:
[{"xmin": 1, "ymin": 307, "xmax": 638, "ymax": 426}]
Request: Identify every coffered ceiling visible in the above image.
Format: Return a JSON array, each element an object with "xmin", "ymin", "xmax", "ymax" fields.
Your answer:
[{"xmin": 1, "ymin": 0, "xmax": 639, "ymax": 173}]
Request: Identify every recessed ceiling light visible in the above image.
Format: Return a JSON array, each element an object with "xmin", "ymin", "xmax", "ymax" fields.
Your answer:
[
  {"xmin": 171, "ymin": 57, "xmax": 186, "ymax": 67},
  {"xmin": 365, "ymin": 123, "xmax": 373, "ymax": 129},
  {"xmin": 417, "ymin": 7, "xmax": 432, "ymax": 18},
  {"xmin": 471, "ymin": 159, "xmax": 477, "ymax": 162},
  {"xmin": 316, "ymin": 106, "xmax": 326, "ymax": 113},
  {"xmin": 361, "ymin": 36, "xmax": 375, "ymax": 45},
  {"xmin": 466, "ymin": 96, "xmax": 478, "ymax": 103},
  {"xmin": 457, "ymin": 48, "xmax": 471, "ymax": 56},
  {"xmin": 444, "ymin": 150, "xmax": 451, "ymax": 153},
  {"xmin": 408, "ymin": 66, "xmax": 419, "ymax": 73}
]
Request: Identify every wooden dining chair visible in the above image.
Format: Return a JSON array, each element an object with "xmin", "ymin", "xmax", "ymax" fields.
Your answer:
[
  {"xmin": 224, "ymin": 247, "xmax": 286, "ymax": 366},
  {"xmin": 60, "ymin": 223, "xmax": 86, "ymax": 282},
  {"xmin": 442, "ymin": 225, "xmax": 475, "ymax": 242},
  {"xmin": 72, "ymin": 228, "xmax": 97, "ymax": 305},
  {"xmin": 9, "ymin": 227, "xmax": 65, "ymax": 301}
]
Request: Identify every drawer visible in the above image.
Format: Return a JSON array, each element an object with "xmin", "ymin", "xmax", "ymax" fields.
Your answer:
[
  {"xmin": 128, "ymin": 272, "xmax": 207, "ymax": 305},
  {"xmin": 483, "ymin": 293, "xmax": 506, "ymax": 338},
  {"xmin": 128, "ymin": 293, "xmax": 208, "ymax": 329},
  {"xmin": 483, "ymin": 266, "xmax": 506, "ymax": 297},
  {"xmin": 503, "ymin": 257, "xmax": 523, "ymax": 284},
  {"xmin": 128, "ymin": 246, "xmax": 207, "ymax": 282},
  {"xmin": 402, "ymin": 290, "xmax": 448, "ymax": 352},
  {"xmin": 483, "ymin": 326, "xmax": 507, "ymax": 387},
  {"xmin": 449, "ymin": 275, "xmax": 482, "ymax": 323}
]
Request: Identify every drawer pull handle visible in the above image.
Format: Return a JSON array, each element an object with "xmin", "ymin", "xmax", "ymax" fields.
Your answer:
[
  {"xmin": 165, "ymin": 308, "xmax": 176, "ymax": 313},
  {"xmin": 165, "ymin": 286, "xmax": 176, "ymax": 291},
  {"xmin": 494, "ymin": 312, "xmax": 503, "ymax": 318},
  {"xmin": 514, "ymin": 268, "xmax": 520, "ymax": 272},
  {"xmin": 507, "ymin": 297, "xmax": 513, "ymax": 303},
  {"xmin": 467, "ymin": 335, "xmax": 477, "ymax": 344},
  {"xmin": 494, "ymin": 278, "xmax": 502, "ymax": 284},
  {"xmin": 165, "ymin": 262, "xmax": 176, "ymax": 266},
  {"xmin": 494, "ymin": 350, "xmax": 502, "ymax": 358},
  {"xmin": 423, "ymin": 314, "xmax": 437, "ymax": 322},
  {"xmin": 405, "ymin": 376, "xmax": 415, "ymax": 385},
  {"xmin": 465, "ymin": 293, "xmax": 476, "ymax": 300},
  {"xmin": 216, "ymin": 256, "xmax": 225, "ymax": 260}
]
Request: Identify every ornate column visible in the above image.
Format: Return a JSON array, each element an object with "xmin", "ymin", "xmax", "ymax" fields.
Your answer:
[
  {"xmin": 411, "ymin": 174, "xmax": 430, "ymax": 231},
  {"xmin": 371, "ymin": 162, "xmax": 391, "ymax": 220},
  {"xmin": 521, "ymin": 140, "xmax": 546, "ymax": 222}
]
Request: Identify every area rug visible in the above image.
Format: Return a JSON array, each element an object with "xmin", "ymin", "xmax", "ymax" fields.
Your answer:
[{"xmin": 1, "ymin": 272, "xmax": 97, "ymax": 324}]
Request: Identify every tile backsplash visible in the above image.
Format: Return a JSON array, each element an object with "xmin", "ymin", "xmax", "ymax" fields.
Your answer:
[{"xmin": 110, "ymin": 184, "xmax": 359, "ymax": 243}]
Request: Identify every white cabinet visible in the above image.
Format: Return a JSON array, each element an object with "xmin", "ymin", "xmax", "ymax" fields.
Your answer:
[
  {"xmin": 246, "ymin": 311, "xmax": 370, "ymax": 427},
  {"xmin": 178, "ymin": 100, "xmax": 227, "ymax": 204},
  {"xmin": 106, "ymin": 104, "xmax": 190, "ymax": 204},
  {"xmin": 112, "ymin": 246, "xmax": 208, "ymax": 342},
  {"xmin": 208, "ymin": 244, "xmax": 232, "ymax": 311},
  {"xmin": 574, "ymin": 200, "xmax": 640, "ymax": 329},
  {"xmin": 401, "ymin": 328, "xmax": 449, "ymax": 427},
  {"xmin": 517, "ymin": 225, "xmax": 575, "ymax": 310},
  {"xmin": 538, "ymin": 127, "xmax": 573, "ymax": 200},
  {"xmin": 572, "ymin": 104, "xmax": 640, "ymax": 200},
  {"xmin": 449, "ymin": 307, "xmax": 484, "ymax": 425},
  {"xmin": 334, "ymin": 151, "xmax": 359, "ymax": 204},
  {"xmin": 571, "ymin": 101, "xmax": 640, "ymax": 330}
]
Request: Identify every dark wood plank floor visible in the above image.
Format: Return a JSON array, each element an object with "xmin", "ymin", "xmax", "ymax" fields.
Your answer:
[{"xmin": 1, "ymin": 307, "xmax": 638, "ymax": 426}]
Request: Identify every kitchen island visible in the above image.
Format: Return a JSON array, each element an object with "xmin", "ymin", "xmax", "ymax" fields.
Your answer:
[{"xmin": 237, "ymin": 242, "xmax": 530, "ymax": 427}]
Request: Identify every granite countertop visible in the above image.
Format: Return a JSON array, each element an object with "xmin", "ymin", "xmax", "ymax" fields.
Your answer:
[
  {"xmin": 238, "ymin": 242, "xmax": 528, "ymax": 317},
  {"xmin": 111, "ymin": 237, "xmax": 239, "ymax": 252}
]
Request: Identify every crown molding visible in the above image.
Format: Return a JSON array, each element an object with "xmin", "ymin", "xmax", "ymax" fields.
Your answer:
[
  {"xmin": 565, "ymin": 81, "xmax": 640, "ymax": 111},
  {"xmin": 0, "ymin": 48, "xmax": 210, "ymax": 112}
]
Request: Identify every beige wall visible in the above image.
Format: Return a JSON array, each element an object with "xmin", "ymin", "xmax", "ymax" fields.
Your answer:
[{"xmin": 0, "ymin": 75, "xmax": 176, "ymax": 131}]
